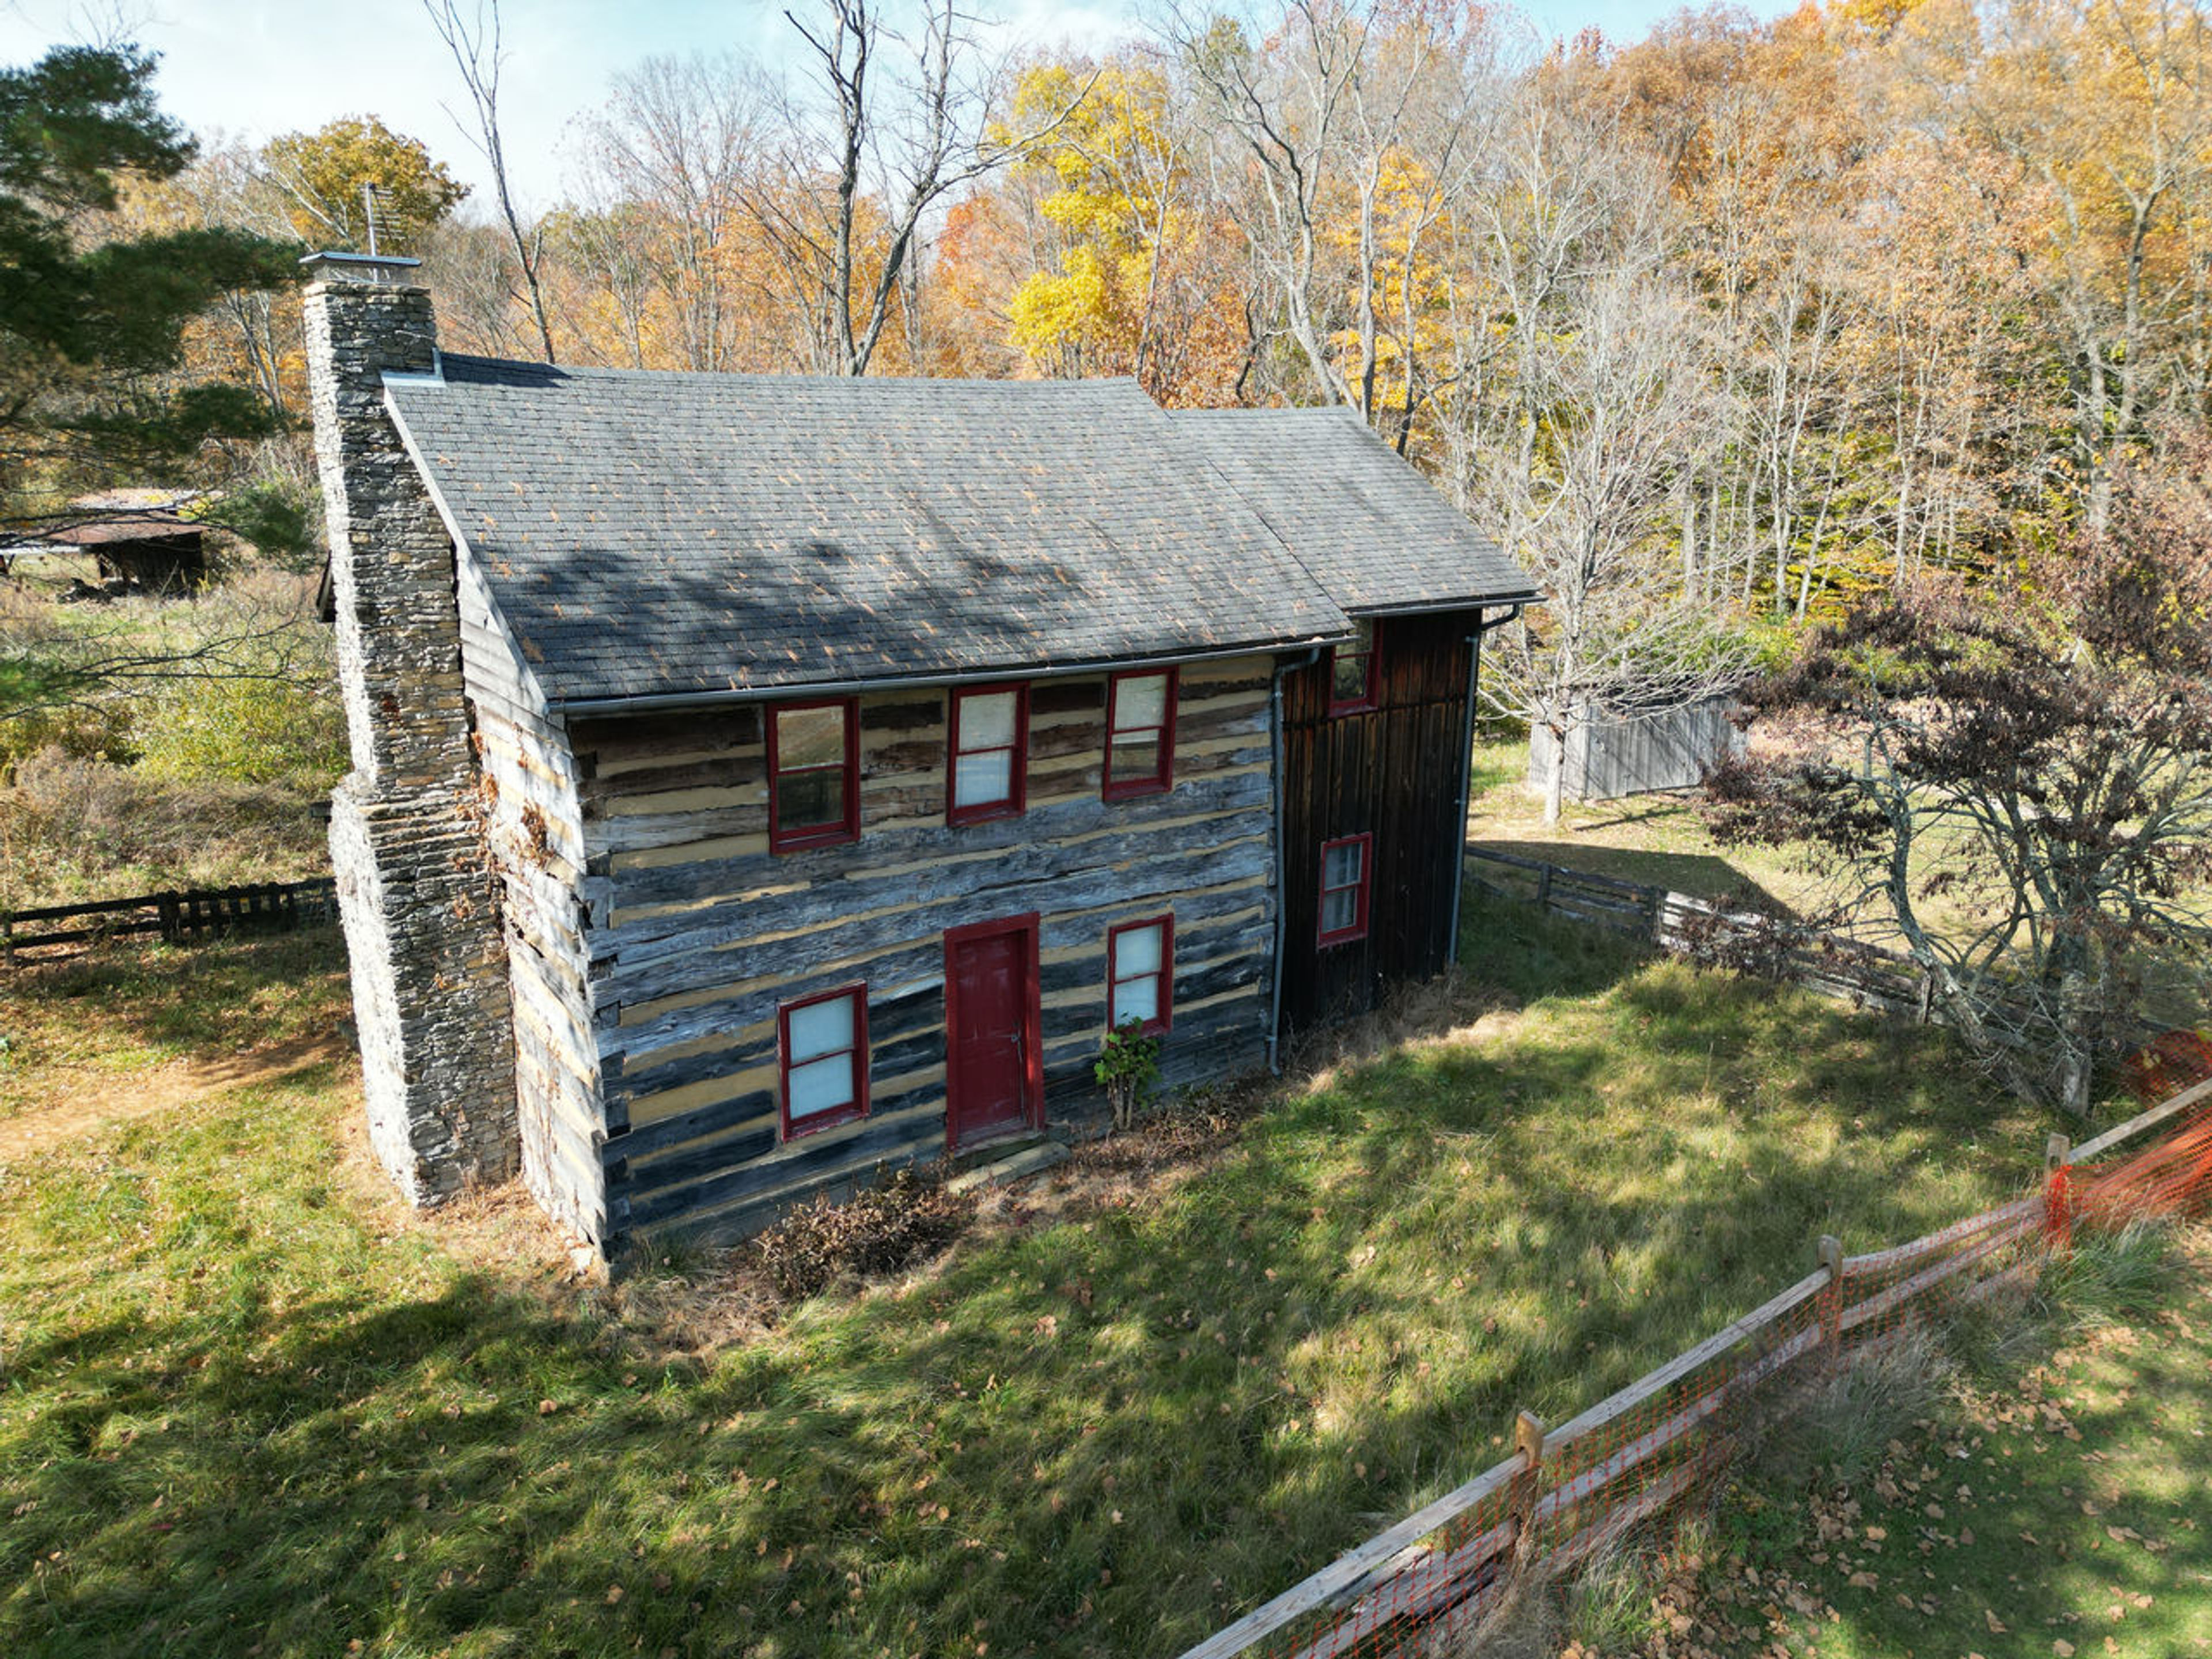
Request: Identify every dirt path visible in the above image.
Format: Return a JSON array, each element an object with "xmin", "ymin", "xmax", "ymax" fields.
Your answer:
[{"xmin": 0, "ymin": 1033, "xmax": 352, "ymax": 1165}]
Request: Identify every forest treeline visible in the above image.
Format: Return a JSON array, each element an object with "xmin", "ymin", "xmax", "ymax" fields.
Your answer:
[{"xmin": 72, "ymin": 0, "xmax": 2212, "ymax": 620}]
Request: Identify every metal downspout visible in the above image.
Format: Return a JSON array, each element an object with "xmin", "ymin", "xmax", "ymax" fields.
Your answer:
[
  {"xmin": 1266, "ymin": 646, "xmax": 1324, "ymax": 1073},
  {"xmin": 1449, "ymin": 604, "xmax": 1527, "ymax": 968}
]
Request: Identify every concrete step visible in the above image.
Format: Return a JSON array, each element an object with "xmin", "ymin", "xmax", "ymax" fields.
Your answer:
[{"xmin": 945, "ymin": 1139, "xmax": 1071, "ymax": 1197}]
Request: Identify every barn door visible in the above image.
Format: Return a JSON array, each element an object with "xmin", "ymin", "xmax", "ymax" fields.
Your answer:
[{"xmin": 944, "ymin": 915, "xmax": 1042, "ymax": 1150}]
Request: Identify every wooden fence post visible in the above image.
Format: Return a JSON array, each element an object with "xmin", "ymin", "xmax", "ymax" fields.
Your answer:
[
  {"xmin": 1914, "ymin": 969, "xmax": 1935, "ymax": 1027},
  {"xmin": 1535, "ymin": 863, "xmax": 1554, "ymax": 911},
  {"xmin": 2044, "ymin": 1133, "xmax": 2073, "ymax": 1252},
  {"xmin": 1816, "ymin": 1234, "xmax": 1845, "ymax": 1354},
  {"xmin": 1508, "ymin": 1410, "xmax": 1547, "ymax": 1575}
]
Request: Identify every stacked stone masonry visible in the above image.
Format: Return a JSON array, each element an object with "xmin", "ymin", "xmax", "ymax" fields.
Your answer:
[{"xmin": 306, "ymin": 262, "xmax": 518, "ymax": 1205}]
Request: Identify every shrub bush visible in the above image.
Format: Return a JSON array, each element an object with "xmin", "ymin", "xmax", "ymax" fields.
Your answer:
[
  {"xmin": 751, "ymin": 1165, "xmax": 972, "ymax": 1302},
  {"xmin": 135, "ymin": 672, "xmax": 346, "ymax": 789}
]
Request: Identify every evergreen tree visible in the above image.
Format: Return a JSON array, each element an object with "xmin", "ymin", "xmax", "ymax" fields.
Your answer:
[{"xmin": 0, "ymin": 44, "xmax": 301, "ymax": 513}]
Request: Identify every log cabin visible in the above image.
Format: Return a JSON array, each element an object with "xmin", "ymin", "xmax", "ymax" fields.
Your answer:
[{"xmin": 302, "ymin": 251, "xmax": 1537, "ymax": 1257}]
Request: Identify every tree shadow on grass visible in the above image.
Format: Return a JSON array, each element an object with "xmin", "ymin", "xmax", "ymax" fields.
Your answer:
[
  {"xmin": 1468, "ymin": 838, "xmax": 1803, "ymax": 921},
  {"xmin": 0, "ymin": 947, "xmax": 2058, "ymax": 1659},
  {"xmin": 3, "ymin": 925, "xmax": 351, "ymax": 1080}
]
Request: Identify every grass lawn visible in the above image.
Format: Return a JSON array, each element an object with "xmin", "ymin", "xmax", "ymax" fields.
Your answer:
[
  {"xmin": 1465, "ymin": 733, "xmax": 2001, "ymax": 950},
  {"xmin": 0, "ymin": 899, "xmax": 2116, "ymax": 1659},
  {"xmin": 1657, "ymin": 1228, "xmax": 2212, "ymax": 1659},
  {"xmin": 0, "ymin": 929, "xmax": 352, "ymax": 1120},
  {"xmin": 1465, "ymin": 733, "xmax": 1821, "ymax": 914}
]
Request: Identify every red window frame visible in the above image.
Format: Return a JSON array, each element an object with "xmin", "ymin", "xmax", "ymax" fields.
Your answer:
[
  {"xmin": 1317, "ymin": 833, "xmax": 1373, "ymax": 946},
  {"xmin": 946, "ymin": 682, "xmax": 1029, "ymax": 825},
  {"xmin": 1327, "ymin": 619, "xmax": 1380, "ymax": 717},
  {"xmin": 777, "ymin": 982, "xmax": 870, "ymax": 1140},
  {"xmin": 1105, "ymin": 914, "xmax": 1175, "ymax": 1036},
  {"xmin": 1103, "ymin": 668, "xmax": 1178, "ymax": 801},
  {"xmin": 766, "ymin": 697, "xmax": 860, "ymax": 853}
]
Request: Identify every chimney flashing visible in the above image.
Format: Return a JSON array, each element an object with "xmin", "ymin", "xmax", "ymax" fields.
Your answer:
[{"xmin": 381, "ymin": 349, "xmax": 446, "ymax": 387}]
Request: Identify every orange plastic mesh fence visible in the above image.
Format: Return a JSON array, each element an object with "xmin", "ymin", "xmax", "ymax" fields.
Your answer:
[{"xmin": 1176, "ymin": 1068, "xmax": 2212, "ymax": 1659}]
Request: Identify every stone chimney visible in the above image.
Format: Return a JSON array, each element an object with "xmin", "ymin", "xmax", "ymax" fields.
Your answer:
[{"xmin": 303, "ymin": 251, "xmax": 518, "ymax": 1205}]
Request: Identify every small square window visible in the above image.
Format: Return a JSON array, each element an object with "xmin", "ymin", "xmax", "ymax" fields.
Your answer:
[
  {"xmin": 1328, "ymin": 620, "xmax": 1379, "ymax": 716},
  {"xmin": 779, "ymin": 984, "xmax": 869, "ymax": 1138},
  {"xmin": 949, "ymin": 684, "xmax": 1028, "ymax": 824},
  {"xmin": 768, "ymin": 699, "xmax": 859, "ymax": 852},
  {"xmin": 1104, "ymin": 669, "xmax": 1176, "ymax": 800},
  {"xmin": 1107, "ymin": 915, "xmax": 1173, "ymax": 1035},
  {"xmin": 1317, "ymin": 834, "xmax": 1373, "ymax": 946}
]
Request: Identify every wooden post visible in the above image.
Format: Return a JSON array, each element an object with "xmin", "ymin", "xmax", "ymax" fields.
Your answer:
[
  {"xmin": 1507, "ymin": 1410, "xmax": 1547, "ymax": 1576},
  {"xmin": 1817, "ymin": 1234, "xmax": 1844, "ymax": 1353},
  {"xmin": 2044, "ymin": 1132, "xmax": 2073, "ymax": 1252},
  {"xmin": 156, "ymin": 891, "xmax": 180, "ymax": 945},
  {"xmin": 1535, "ymin": 863, "xmax": 1554, "ymax": 911}
]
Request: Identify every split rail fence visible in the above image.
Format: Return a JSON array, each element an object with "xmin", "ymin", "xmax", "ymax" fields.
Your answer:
[
  {"xmin": 1172, "ymin": 1057, "xmax": 2212, "ymax": 1659},
  {"xmin": 1464, "ymin": 846, "xmax": 1939, "ymax": 1021},
  {"xmin": 2, "ymin": 878, "xmax": 338, "ymax": 961}
]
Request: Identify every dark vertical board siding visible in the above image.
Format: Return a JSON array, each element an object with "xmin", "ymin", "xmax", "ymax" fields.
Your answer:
[{"xmin": 1279, "ymin": 609, "xmax": 1479, "ymax": 1032}]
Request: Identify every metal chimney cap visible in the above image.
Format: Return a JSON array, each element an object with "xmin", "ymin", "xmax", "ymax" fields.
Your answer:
[{"xmin": 300, "ymin": 250, "xmax": 425, "ymax": 283}]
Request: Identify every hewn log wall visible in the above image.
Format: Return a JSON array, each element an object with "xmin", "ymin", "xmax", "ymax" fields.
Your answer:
[
  {"xmin": 454, "ymin": 552, "xmax": 605, "ymax": 1243},
  {"xmin": 570, "ymin": 657, "xmax": 1282, "ymax": 1248}
]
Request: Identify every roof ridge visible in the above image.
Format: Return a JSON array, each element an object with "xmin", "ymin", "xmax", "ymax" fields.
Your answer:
[{"xmin": 435, "ymin": 353, "xmax": 1152, "ymax": 395}]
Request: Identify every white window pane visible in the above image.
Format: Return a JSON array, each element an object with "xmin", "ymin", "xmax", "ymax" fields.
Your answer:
[
  {"xmin": 1321, "ymin": 889, "xmax": 1358, "ymax": 935},
  {"xmin": 954, "ymin": 748, "xmax": 1013, "ymax": 808},
  {"xmin": 786, "ymin": 1054, "xmax": 855, "ymax": 1120},
  {"xmin": 1116, "ymin": 922, "xmax": 1163, "ymax": 976},
  {"xmin": 1324, "ymin": 841, "xmax": 1365, "ymax": 888},
  {"xmin": 787, "ymin": 994, "xmax": 854, "ymax": 1064},
  {"xmin": 1115, "ymin": 675, "xmax": 1166, "ymax": 731},
  {"xmin": 778, "ymin": 705, "xmax": 844, "ymax": 769},
  {"xmin": 961, "ymin": 691, "xmax": 1017, "ymax": 750},
  {"xmin": 1112, "ymin": 975, "xmax": 1159, "ymax": 1029}
]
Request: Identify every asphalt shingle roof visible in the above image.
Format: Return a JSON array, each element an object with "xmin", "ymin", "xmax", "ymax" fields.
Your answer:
[
  {"xmin": 1173, "ymin": 408, "xmax": 1539, "ymax": 615},
  {"xmin": 384, "ymin": 358, "xmax": 1535, "ymax": 709}
]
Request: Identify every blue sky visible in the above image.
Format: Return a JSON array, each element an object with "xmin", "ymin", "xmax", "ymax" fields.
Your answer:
[{"xmin": 0, "ymin": 0, "xmax": 1767, "ymax": 209}]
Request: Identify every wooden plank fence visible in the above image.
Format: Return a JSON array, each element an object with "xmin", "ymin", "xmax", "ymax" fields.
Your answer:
[
  {"xmin": 2, "ymin": 878, "xmax": 338, "ymax": 961},
  {"xmin": 1171, "ymin": 1071, "xmax": 2212, "ymax": 1659}
]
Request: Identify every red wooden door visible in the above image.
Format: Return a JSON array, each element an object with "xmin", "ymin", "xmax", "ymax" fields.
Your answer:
[{"xmin": 945, "ymin": 916, "xmax": 1040, "ymax": 1149}]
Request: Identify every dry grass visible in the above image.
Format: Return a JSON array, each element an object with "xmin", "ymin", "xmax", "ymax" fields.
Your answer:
[
  {"xmin": 2, "ymin": 566, "xmax": 342, "ymax": 908},
  {"xmin": 0, "ymin": 747, "xmax": 331, "ymax": 910}
]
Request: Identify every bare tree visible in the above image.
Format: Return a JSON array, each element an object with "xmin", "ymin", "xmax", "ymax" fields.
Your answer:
[
  {"xmin": 1476, "ymin": 248, "xmax": 1749, "ymax": 824},
  {"xmin": 422, "ymin": 0, "xmax": 558, "ymax": 364},
  {"xmin": 575, "ymin": 55, "xmax": 766, "ymax": 373},
  {"xmin": 1170, "ymin": 1, "xmax": 1363, "ymax": 406},
  {"xmin": 748, "ymin": 0, "xmax": 1092, "ymax": 375}
]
